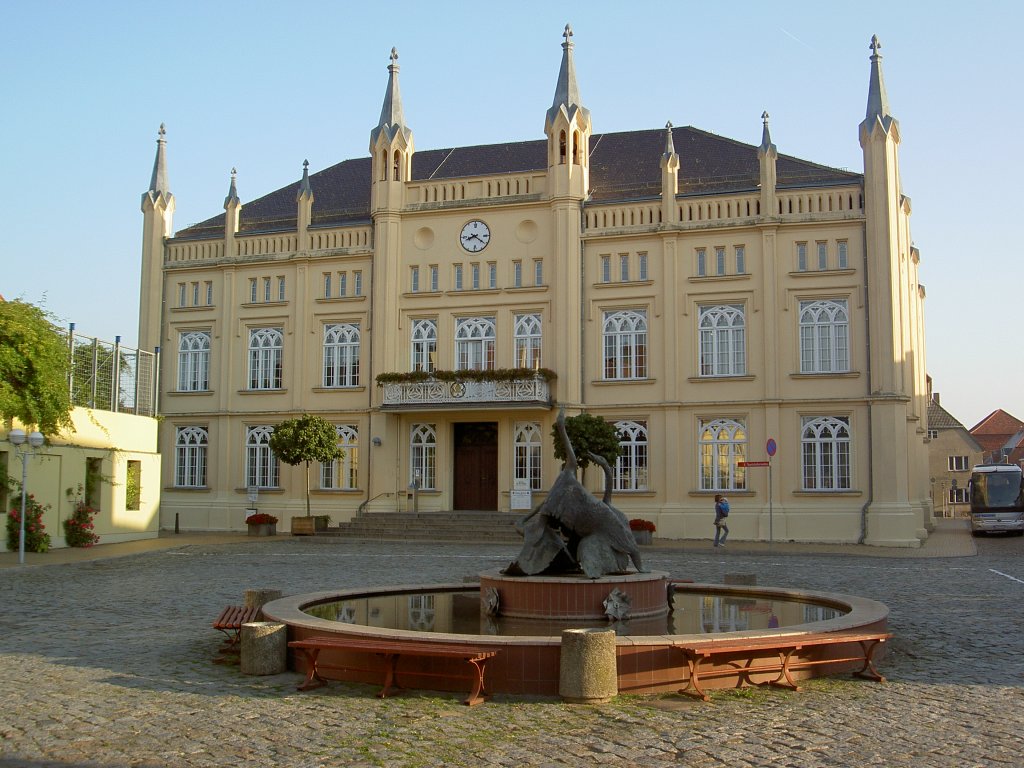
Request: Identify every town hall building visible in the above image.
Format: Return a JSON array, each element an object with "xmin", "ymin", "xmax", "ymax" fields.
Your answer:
[{"xmin": 139, "ymin": 28, "xmax": 932, "ymax": 546}]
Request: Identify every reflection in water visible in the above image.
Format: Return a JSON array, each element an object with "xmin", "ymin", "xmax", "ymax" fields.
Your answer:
[{"xmin": 304, "ymin": 590, "xmax": 845, "ymax": 637}]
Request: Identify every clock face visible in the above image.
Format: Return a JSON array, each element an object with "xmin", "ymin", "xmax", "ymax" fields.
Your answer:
[{"xmin": 460, "ymin": 220, "xmax": 490, "ymax": 252}]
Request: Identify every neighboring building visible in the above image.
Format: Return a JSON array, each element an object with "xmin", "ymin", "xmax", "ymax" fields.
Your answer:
[
  {"xmin": 1, "ymin": 331, "xmax": 161, "ymax": 549},
  {"xmin": 140, "ymin": 30, "xmax": 931, "ymax": 545},
  {"xmin": 970, "ymin": 409, "xmax": 1024, "ymax": 465},
  {"xmin": 926, "ymin": 389, "xmax": 983, "ymax": 518}
]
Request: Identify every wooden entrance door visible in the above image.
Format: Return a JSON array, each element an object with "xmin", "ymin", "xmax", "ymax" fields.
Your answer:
[{"xmin": 453, "ymin": 422, "xmax": 498, "ymax": 510}]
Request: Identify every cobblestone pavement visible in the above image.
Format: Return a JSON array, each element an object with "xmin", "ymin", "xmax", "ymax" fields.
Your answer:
[{"xmin": 1, "ymin": 526, "xmax": 1022, "ymax": 768}]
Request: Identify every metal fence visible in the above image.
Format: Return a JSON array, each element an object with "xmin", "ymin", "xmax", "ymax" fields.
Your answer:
[{"xmin": 62, "ymin": 325, "xmax": 159, "ymax": 417}]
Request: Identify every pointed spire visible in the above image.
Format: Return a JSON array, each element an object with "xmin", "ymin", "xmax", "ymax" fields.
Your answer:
[
  {"xmin": 546, "ymin": 23, "xmax": 590, "ymax": 130},
  {"xmin": 865, "ymin": 34, "xmax": 892, "ymax": 124},
  {"xmin": 297, "ymin": 159, "xmax": 313, "ymax": 201},
  {"xmin": 223, "ymin": 167, "xmax": 240, "ymax": 209},
  {"xmin": 662, "ymin": 121, "xmax": 677, "ymax": 160},
  {"xmin": 759, "ymin": 111, "xmax": 777, "ymax": 154},
  {"xmin": 148, "ymin": 123, "xmax": 169, "ymax": 197},
  {"xmin": 370, "ymin": 47, "xmax": 412, "ymax": 147}
]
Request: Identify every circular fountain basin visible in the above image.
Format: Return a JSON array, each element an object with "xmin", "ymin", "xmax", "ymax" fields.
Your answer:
[{"xmin": 263, "ymin": 579, "xmax": 888, "ymax": 697}]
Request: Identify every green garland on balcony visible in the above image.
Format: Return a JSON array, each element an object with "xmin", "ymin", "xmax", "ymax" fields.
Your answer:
[{"xmin": 375, "ymin": 367, "xmax": 557, "ymax": 386}]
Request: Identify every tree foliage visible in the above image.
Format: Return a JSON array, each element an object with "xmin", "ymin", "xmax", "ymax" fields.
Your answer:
[
  {"xmin": 552, "ymin": 413, "xmax": 621, "ymax": 471},
  {"xmin": 0, "ymin": 300, "xmax": 73, "ymax": 435},
  {"xmin": 268, "ymin": 414, "xmax": 342, "ymax": 516}
]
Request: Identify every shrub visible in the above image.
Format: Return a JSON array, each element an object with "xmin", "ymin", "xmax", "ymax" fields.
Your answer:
[
  {"xmin": 6, "ymin": 495, "xmax": 52, "ymax": 553},
  {"xmin": 629, "ymin": 518, "xmax": 656, "ymax": 533},
  {"xmin": 63, "ymin": 501, "xmax": 100, "ymax": 547},
  {"xmin": 246, "ymin": 513, "xmax": 278, "ymax": 525}
]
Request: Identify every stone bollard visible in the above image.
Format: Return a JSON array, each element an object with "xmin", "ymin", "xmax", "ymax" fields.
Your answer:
[
  {"xmin": 240, "ymin": 622, "xmax": 287, "ymax": 675},
  {"xmin": 559, "ymin": 628, "xmax": 618, "ymax": 704},
  {"xmin": 244, "ymin": 588, "xmax": 283, "ymax": 619}
]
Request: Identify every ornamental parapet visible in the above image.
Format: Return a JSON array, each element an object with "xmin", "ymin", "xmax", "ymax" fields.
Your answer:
[{"xmin": 379, "ymin": 372, "xmax": 553, "ymax": 410}]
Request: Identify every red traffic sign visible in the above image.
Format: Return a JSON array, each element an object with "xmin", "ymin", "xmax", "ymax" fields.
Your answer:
[{"xmin": 738, "ymin": 461, "xmax": 770, "ymax": 467}]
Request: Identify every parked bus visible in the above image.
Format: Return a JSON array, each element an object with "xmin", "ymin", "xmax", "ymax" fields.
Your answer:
[{"xmin": 968, "ymin": 463, "xmax": 1024, "ymax": 536}]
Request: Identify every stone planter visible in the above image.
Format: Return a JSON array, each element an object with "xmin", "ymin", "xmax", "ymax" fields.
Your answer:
[
  {"xmin": 632, "ymin": 530, "xmax": 653, "ymax": 546},
  {"xmin": 247, "ymin": 523, "xmax": 276, "ymax": 537},
  {"xmin": 291, "ymin": 516, "xmax": 316, "ymax": 536}
]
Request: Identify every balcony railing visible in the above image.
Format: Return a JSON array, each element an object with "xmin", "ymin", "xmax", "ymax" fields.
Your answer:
[{"xmin": 380, "ymin": 374, "xmax": 552, "ymax": 409}]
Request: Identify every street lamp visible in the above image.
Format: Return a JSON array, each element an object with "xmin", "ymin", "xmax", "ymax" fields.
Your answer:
[{"xmin": 8, "ymin": 428, "xmax": 45, "ymax": 565}]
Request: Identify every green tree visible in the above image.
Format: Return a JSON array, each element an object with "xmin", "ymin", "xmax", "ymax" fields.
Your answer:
[
  {"xmin": 268, "ymin": 414, "xmax": 342, "ymax": 517},
  {"xmin": 0, "ymin": 300, "xmax": 73, "ymax": 435},
  {"xmin": 552, "ymin": 413, "xmax": 621, "ymax": 472}
]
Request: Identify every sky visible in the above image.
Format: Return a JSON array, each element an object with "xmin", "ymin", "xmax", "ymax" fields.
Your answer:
[{"xmin": 2, "ymin": 1, "xmax": 1019, "ymax": 430}]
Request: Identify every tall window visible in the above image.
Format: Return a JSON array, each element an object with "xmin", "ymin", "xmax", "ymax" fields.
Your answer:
[
  {"xmin": 455, "ymin": 317, "xmax": 496, "ymax": 371},
  {"xmin": 411, "ymin": 319, "xmax": 437, "ymax": 372},
  {"xmin": 471, "ymin": 263, "xmax": 480, "ymax": 290},
  {"xmin": 429, "ymin": 265, "xmax": 439, "ymax": 292},
  {"xmin": 263, "ymin": 277, "xmax": 271, "ymax": 302},
  {"xmin": 699, "ymin": 305, "xmax": 745, "ymax": 376},
  {"xmin": 801, "ymin": 416, "xmax": 851, "ymax": 490},
  {"xmin": 735, "ymin": 246, "xmax": 745, "ymax": 274},
  {"xmin": 410, "ymin": 424, "xmax": 436, "ymax": 490},
  {"xmin": 638, "ymin": 252, "xmax": 648, "ymax": 281},
  {"xmin": 797, "ymin": 242, "xmax": 808, "ymax": 271},
  {"xmin": 715, "ymin": 246, "xmax": 726, "ymax": 276},
  {"xmin": 175, "ymin": 426, "xmax": 208, "ymax": 488},
  {"xmin": 323, "ymin": 272, "xmax": 332, "ymax": 298},
  {"xmin": 799, "ymin": 299, "xmax": 849, "ymax": 373},
  {"xmin": 277, "ymin": 276, "xmax": 286, "ymax": 301},
  {"xmin": 177, "ymin": 331, "xmax": 210, "ymax": 392},
  {"xmin": 817, "ymin": 242, "xmax": 828, "ymax": 271},
  {"xmin": 699, "ymin": 418, "xmax": 747, "ymax": 491},
  {"xmin": 249, "ymin": 278, "xmax": 258, "ymax": 303},
  {"xmin": 178, "ymin": 283, "xmax": 186, "ymax": 307},
  {"xmin": 947, "ymin": 456, "xmax": 969, "ymax": 472},
  {"xmin": 353, "ymin": 271, "xmax": 362, "ymax": 296},
  {"xmin": 534, "ymin": 259, "xmax": 543, "ymax": 286},
  {"xmin": 837, "ymin": 240, "xmax": 849, "ymax": 269},
  {"xmin": 454, "ymin": 264, "xmax": 464, "ymax": 290},
  {"xmin": 323, "ymin": 323, "xmax": 360, "ymax": 387},
  {"xmin": 513, "ymin": 260, "xmax": 523, "ymax": 288},
  {"xmin": 246, "ymin": 425, "xmax": 279, "ymax": 488},
  {"xmin": 205, "ymin": 281, "xmax": 213, "ymax": 305},
  {"xmin": 620, "ymin": 254, "xmax": 630, "ymax": 281},
  {"xmin": 514, "ymin": 314, "xmax": 542, "ymax": 369},
  {"xmin": 339, "ymin": 272, "xmax": 348, "ymax": 297},
  {"xmin": 614, "ymin": 420, "xmax": 648, "ymax": 491},
  {"xmin": 488, "ymin": 262, "xmax": 497, "ymax": 289},
  {"xmin": 514, "ymin": 422, "xmax": 543, "ymax": 491},
  {"xmin": 321, "ymin": 425, "xmax": 359, "ymax": 490},
  {"xmin": 248, "ymin": 328, "xmax": 283, "ymax": 389},
  {"xmin": 410, "ymin": 266, "xmax": 420, "ymax": 293},
  {"xmin": 603, "ymin": 310, "xmax": 648, "ymax": 380},
  {"xmin": 601, "ymin": 255, "xmax": 611, "ymax": 283},
  {"xmin": 696, "ymin": 248, "xmax": 706, "ymax": 277}
]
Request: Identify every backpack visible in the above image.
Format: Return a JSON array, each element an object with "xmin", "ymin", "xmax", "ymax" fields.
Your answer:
[{"xmin": 718, "ymin": 499, "xmax": 730, "ymax": 516}]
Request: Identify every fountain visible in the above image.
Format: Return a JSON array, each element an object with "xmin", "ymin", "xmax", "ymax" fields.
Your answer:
[{"xmin": 262, "ymin": 410, "xmax": 889, "ymax": 698}]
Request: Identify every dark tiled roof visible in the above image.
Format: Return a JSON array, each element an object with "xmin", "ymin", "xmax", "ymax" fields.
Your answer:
[
  {"xmin": 174, "ymin": 126, "xmax": 861, "ymax": 240},
  {"xmin": 928, "ymin": 400, "xmax": 967, "ymax": 430}
]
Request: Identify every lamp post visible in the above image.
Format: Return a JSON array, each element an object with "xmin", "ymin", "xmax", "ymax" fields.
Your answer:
[{"xmin": 8, "ymin": 428, "xmax": 45, "ymax": 565}]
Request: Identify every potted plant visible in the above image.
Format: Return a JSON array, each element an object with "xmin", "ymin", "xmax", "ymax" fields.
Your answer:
[
  {"xmin": 629, "ymin": 518, "xmax": 656, "ymax": 545},
  {"xmin": 268, "ymin": 414, "xmax": 342, "ymax": 536},
  {"xmin": 246, "ymin": 513, "xmax": 278, "ymax": 537}
]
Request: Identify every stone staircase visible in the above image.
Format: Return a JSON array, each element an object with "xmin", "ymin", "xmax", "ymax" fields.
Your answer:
[{"xmin": 321, "ymin": 510, "xmax": 525, "ymax": 544}]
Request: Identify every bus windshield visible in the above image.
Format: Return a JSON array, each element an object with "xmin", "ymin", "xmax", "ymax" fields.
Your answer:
[{"xmin": 970, "ymin": 469, "xmax": 1024, "ymax": 510}]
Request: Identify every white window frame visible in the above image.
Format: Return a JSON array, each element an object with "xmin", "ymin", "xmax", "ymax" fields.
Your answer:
[
  {"xmin": 323, "ymin": 323, "xmax": 360, "ymax": 388},
  {"xmin": 699, "ymin": 304, "xmax": 746, "ymax": 377},
  {"xmin": 799, "ymin": 299, "xmax": 850, "ymax": 374},
  {"xmin": 797, "ymin": 242, "xmax": 808, "ymax": 271},
  {"xmin": 513, "ymin": 260, "xmax": 523, "ymax": 288},
  {"xmin": 947, "ymin": 455, "xmax": 969, "ymax": 472},
  {"xmin": 638, "ymin": 252, "xmax": 648, "ymax": 281},
  {"xmin": 514, "ymin": 314, "xmax": 542, "ymax": 369},
  {"xmin": 837, "ymin": 240, "xmax": 849, "ymax": 269},
  {"xmin": 534, "ymin": 259, "xmax": 543, "ymax": 286},
  {"xmin": 620, "ymin": 254, "xmax": 629, "ymax": 282},
  {"xmin": 174, "ymin": 426, "xmax": 208, "ymax": 488},
  {"xmin": 601, "ymin": 255, "xmax": 611, "ymax": 283},
  {"xmin": 353, "ymin": 271, "xmax": 362, "ymax": 296},
  {"xmin": 455, "ymin": 317, "xmax": 496, "ymax": 371},
  {"xmin": 735, "ymin": 246, "xmax": 745, "ymax": 274},
  {"xmin": 177, "ymin": 330, "xmax": 210, "ymax": 392},
  {"xmin": 602, "ymin": 309, "xmax": 648, "ymax": 380},
  {"xmin": 248, "ymin": 327, "xmax": 283, "ymax": 389},
  {"xmin": 321, "ymin": 425, "xmax": 359, "ymax": 490},
  {"xmin": 817, "ymin": 242, "xmax": 828, "ymax": 271},
  {"xmin": 614, "ymin": 420, "xmax": 648, "ymax": 491},
  {"xmin": 696, "ymin": 248, "xmax": 706, "ymax": 277},
  {"xmin": 246, "ymin": 425, "xmax": 279, "ymax": 489},
  {"xmin": 699, "ymin": 418, "xmax": 748, "ymax": 491},
  {"xmin": 411, "ymin": 319, "xmax": 437, "ymax": 372},
  {"xmin": 715, "ymin": 246, "xmax": 726, "ymax": 276},
  {"xmin": 410, "ymin": 424, "xmax": 437, "ymax": 490},
  {"xmin": 430, "ymin": 265, "xmax": 439, "ymax": 292},
  {"xmin": 410, "ymin": 266, "xmax": 420, "ymax": 293},
  {"xmin": 514, "ymin": 422, "xmax": 543, "ymax": 491},
  {"xmin": 801, "ymin": 416, "xmax": 851, "ymax": 491}
]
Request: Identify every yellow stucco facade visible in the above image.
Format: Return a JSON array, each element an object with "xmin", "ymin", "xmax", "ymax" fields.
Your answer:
[{"xmin": 141, "ymin": 31, "xmax": 931, "ymax": 545}]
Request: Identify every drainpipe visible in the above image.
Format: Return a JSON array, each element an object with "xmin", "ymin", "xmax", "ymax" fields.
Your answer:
[{"xmin": 859, "ymin": 219, "xmax": 872, "ymax": 544}]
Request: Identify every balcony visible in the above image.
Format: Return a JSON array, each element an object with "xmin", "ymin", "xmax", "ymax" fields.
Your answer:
[{"xmin": 378, "ymin": 369, "xmax": 554, "ymax": 411}]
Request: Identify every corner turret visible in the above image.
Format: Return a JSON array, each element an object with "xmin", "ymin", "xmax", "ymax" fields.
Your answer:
[
  {"xmin": 138, "ymin": 124, "xmax": 175, "ymax": 353},
  {"xmin": 545, "ymin": 24, "xmax": 591, "ymax": 199},
  {"xmin": 758, "ymin": 111, "xmax": 778, "ymax": 216}
]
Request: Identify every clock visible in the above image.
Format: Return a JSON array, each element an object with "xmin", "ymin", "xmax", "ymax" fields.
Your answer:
[{"xmin": 460, "ymin": 220, "xmax": 491, "ymax": 252}]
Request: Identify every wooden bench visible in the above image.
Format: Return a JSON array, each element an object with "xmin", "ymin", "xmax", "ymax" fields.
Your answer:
[
  {"xmin": 674, "ymin": 631, "xmax": 891, "ymax": 702},
  {"xmin": 212, "ymin": 605, "xmax": 261, "ymax": 659},
  {"xmin": 289, "ymin": 636, "xmax": 500, "ymax": 706}
]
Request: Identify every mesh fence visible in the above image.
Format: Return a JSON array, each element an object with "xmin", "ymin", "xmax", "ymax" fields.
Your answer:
[{"xmin": 62, "ymin": 330, "xmax": 158, "ymax": 417}]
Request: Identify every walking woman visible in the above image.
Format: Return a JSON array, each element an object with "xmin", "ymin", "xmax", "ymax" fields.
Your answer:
[{"xmin": 713, "ymin": 494, "xmax": 729, "ymax": 547}]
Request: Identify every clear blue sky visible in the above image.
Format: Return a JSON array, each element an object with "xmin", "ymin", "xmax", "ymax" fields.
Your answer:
[{"xmin": 2, "ymin": 1, "xmax": 1018, "ymax": 429}]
